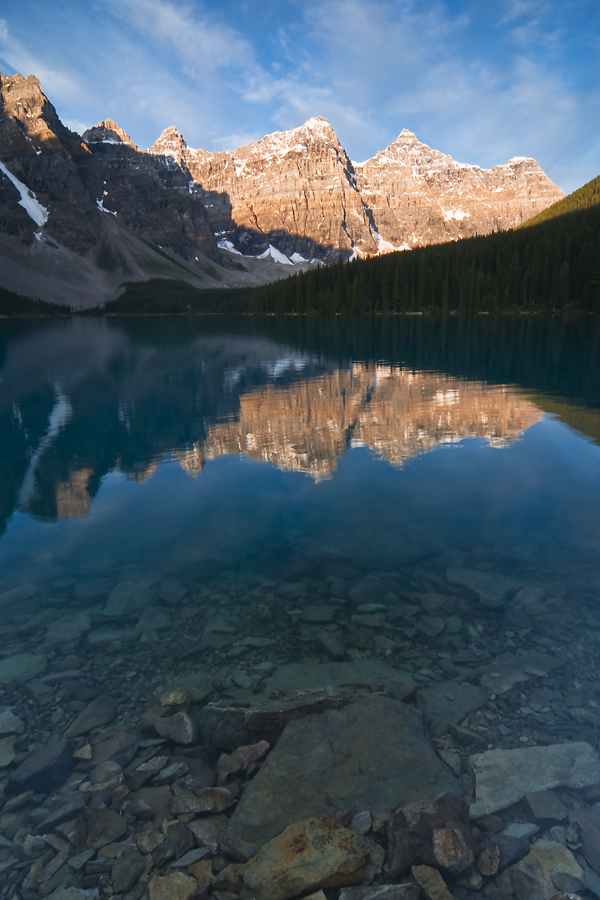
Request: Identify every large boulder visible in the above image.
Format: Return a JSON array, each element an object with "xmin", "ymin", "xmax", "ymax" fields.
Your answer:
[{"xmin": 221, "ymin": 695, "xmax": 461, "ymax": 860}]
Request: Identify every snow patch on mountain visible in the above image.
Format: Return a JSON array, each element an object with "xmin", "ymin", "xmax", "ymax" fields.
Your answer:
[
  {"xmin": 442, "ymin": 209, "xmax": 469, "ymax": 221},
  {"xmin": 217, "ymin": 238, "xmax": 243, "ymax": 255},
  {"xmin": 0, "ymin": 160, "xmax": 48, "ymax": 226},
  {"xmin": 257, "ymin": 244, "xmax": 294, "ymax": 265}
]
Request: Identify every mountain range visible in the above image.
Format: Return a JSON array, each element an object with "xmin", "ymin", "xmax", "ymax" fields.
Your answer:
[{"xmin": 0, "ymin": 72, "xmax": 563, "ymax": 307}]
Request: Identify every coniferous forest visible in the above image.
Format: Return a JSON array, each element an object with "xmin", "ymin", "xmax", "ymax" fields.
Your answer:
[{"xmin": 249, "ymin": 175, "xmax": 600, "ymax": 315}]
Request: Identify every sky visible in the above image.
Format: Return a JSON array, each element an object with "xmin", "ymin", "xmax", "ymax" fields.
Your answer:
[{"xmin": 0, "ymin": 0, "xmax": 599, "ymax": 193}]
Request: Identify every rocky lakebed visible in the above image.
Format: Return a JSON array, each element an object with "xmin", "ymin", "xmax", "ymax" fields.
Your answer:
[{"xmin": 2, "ymin": 548, "xmax": 600, "ymax": 900}]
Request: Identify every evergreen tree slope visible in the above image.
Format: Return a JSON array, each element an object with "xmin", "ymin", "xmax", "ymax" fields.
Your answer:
[
  {"xmin": 250, "ymin": 175, "xmax": 600, "ymax": 315},
  {"xmin": 519, "ymin": 173, "xmax": 600, "ymax": 228}
]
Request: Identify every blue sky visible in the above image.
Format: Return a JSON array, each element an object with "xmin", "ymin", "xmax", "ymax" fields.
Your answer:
[{"xmin": 1, "ymin": 0, "xmax": 598, "ymax": 193}]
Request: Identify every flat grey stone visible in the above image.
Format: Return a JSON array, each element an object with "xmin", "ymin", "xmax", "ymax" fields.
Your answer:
[
  {"xmin": 340, "ymin": 887, "xmax": 419, "ymax": 900},
  {"xmin": 45, "ymin": 611, "xmax": 92, "ymax": 646},
  {"xmin": 87, "ymin": 626, "xmax": 140, "ymax": 647},
  {"xmin": 220, "ymin": 695, "xmax": 461, "ymax": 860},
  {"xmin": 480, "ymin": 652, "xmax": 564, "ymax": 696},
  {"xmin": 200, "ymin": 614, "xmax": 237, "ymax": 650},
  {"xmin": 73, "ymin": 579, "xmax": 111, "ymax": 600},
  {"xmin": 415, "ymin": 616, "xmax": 445, "ymax": 638},
  {"xmin": 267, "ymin": 660, "xmax": 413, "ymax": 696},
  {"xmin": 446, "ymin": 569, "xmax": 519, "ymax": 609},
  {"xmin": 301, "ymin": 605, "xmax": 334, "ymax": 623},
  {"xmin": 416, "ymin": 681, "xmax": 487, "ymax": 736},
  {"xmin": 102, "ymin": 579, "xmax": 155, "ymax": 617},
  {"xmin": 569, "ymin": 804, "xmax": 600, "ymax": 875},
  {"xmin": 66, "ymin": 694, "xmax": 119, "ymax": 737},
  {"xmin": 0, "ymin": 707, "xmax": 24, "ymax": 736},
  {"xmin": 0, "ymin": 735, "xmax": 16, "ymax": 767},
  {"xmin": 0, "ymin": 652, "xmax": 47, "ymax": 683},
  {"xmin": 0, "ymin": 583, "xmax": 35, "ymax": 608},
  {"xmin": 501, "ymin": 822, "xmax": 539, "ymax": 840},
  {"xmin": 470, "ymin": 742, "xmax": 600, "ymax": 817},
  {"xmin": 10, "ymin": 739, "xmax": 76, "ymax": 792},
  {"xmin": 138, "ymin": 606, "xmax": 171, "ymax": 632}
]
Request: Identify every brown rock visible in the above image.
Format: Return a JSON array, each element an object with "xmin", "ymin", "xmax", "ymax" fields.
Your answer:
[
  {"xmin": 213, "ymin": 863, "xmax": 244, "ymax": 893},
  {"xmin": 508, "ymin": 840, "xmax": 584, "ymax": 900},
  {"xmin": 84, "ymin": 807, "xmax": 128, "ymax": 849},
  {"xmin": 152, "ymin": 822, "xmax": 196, "ymax": 869},
  {"xmin": 217, "ymin": 740, "xmax": 270, "ymax": 783},
  {"xmin": 149, "ymin": 872, "xmax": 198, "ymax": 900},
  {"xmin": 477, "ymin": 842, "xmax": 500, "ymax": 876},
  {"xmin": 387, "ymin": 793, "xmax": 473, "ymax": 877},
  {"xmin": 240, "ymin": 817, "xmax": 370, "ymax": 900},
  {"xmin": 410, "ymin": 864, "xmax": 455, "ymax": 900}
]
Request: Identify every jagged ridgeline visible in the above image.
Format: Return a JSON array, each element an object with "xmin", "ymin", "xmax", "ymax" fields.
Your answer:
[{"xmin": 249, "ymin": 175, "xmax": 600, "ymax": 314}]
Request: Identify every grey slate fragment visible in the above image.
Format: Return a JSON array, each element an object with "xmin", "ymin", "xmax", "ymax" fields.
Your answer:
[
  {"xmin": 267, "ymin": 659, "xmax": 413, "ymax": 695},
  {"xmin": 220, "ymin": 695, "xmax": 461, "ymax": 861},
  {"xmin": 9, "ymin": 739, "xmax": 76, "ymax": 793},
  {"xmin": 416, "ymin": 680, "xmax": 487, "ymax": 737},
  {"xmin": 470, "ymin": 742, "xmax": 600, "ymax": 817},
  {"xmin": 569, "ymin": 804, "xmax": 600, "ymax": 875},
  {"xmin": 65, "ymin": 694, "xmax": 119, "ymax": 737}
]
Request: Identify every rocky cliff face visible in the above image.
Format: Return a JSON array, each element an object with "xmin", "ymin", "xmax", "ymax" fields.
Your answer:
[
  {"xmin": 355, "ymin": 129, "xmax": 564, "ymax": 250},
  {"xmin": 150, "ymin": 118, "xmax": 377, "ymax": 260},
  {"xmin": 149, "ymin": 120, "xmax": 563, "ymax": 260}
]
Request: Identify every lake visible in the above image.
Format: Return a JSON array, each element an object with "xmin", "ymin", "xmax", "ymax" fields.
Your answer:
[{"xmin": 2, "ymin": 315, "xmax": 600, "ymax": 894}]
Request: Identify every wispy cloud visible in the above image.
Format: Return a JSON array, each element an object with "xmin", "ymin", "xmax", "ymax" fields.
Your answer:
[{"xmin": 0, "ymin": 0, "xmax": 598, "ymax": 192}]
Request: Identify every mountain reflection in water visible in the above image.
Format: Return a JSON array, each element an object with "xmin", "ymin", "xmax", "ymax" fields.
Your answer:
[
  {"xmin": 195, "ymin": 366, "xmax": 541, "ymax": 480},
  {"xmin": 0, "ymin": 318, "xmax": 548, "ymax": 525}
]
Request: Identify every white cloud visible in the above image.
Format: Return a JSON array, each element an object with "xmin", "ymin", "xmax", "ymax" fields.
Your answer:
[{"xmin": 0, "ymin": 0, "xmax": 597, "ymax": 193}]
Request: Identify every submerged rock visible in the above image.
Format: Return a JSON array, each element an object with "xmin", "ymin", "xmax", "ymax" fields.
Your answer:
[
  {"xmin": 386, "ymin": 793, "xmax": 473, "ymax": 877},
  {"xmin": 65, "ymin": 694, "xmax": 119, "ymax": 737},
  {"xmin": 0, "ymin": 651, "xmax": 47, "ymax": 682},
  {"xmin": 221, "ymin": 695, "xmax": 461, "ymax": 860},
  {"xmin": 446, "ymin": 569, "xmax": 519, "ymax": 609},
  {"xmin": 9, "ymin": 739, "xmax": 76, "ymax": 793},
  {"xmin": 416, "ymin": 680, "xmax": 487, "ymax": 737},
  {"xmin": 469, "ymin": 742, "xmax": 600, "ymax": 817},
  {"xmin": 240, "ymin": 817, "xmax": 370, "ymax": 900},
  {"xmin": 508, "ymin": 839, "xmax": 584, "ymax": 900},
  {"xmin": 266, "ymin": 659, "xmax": 414, "ymax": 695}
]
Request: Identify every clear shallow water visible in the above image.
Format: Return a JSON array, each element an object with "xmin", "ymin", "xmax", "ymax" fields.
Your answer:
[{"xmin": 1, "ymin": 315, "xmax": 600, "ymax": 733}]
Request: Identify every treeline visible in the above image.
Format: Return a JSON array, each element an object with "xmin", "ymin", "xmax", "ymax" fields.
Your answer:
[
  {"xmin": 97, "ymin": 280, "xmax": 251, "ymax": 315},
  {"xmin": 519, "ymin": 174, "xmax": 600, "ymax": 228},
  {"xmin": 249, "ymin": 202, "xmax": 600, "ymax": 315},
  {"xmin": 0, "ymin": 286, "xmax": 72, "ymax": 316}
]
